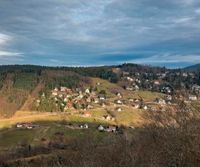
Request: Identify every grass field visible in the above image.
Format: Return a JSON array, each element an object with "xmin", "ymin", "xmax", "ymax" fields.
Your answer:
[
  {"xmin": 0, "ymin": 78, "xmax": 164, "ymax": 151},
  {"xmin": 0, "ymin": 107, "xmax": 146, "ymax": 151}
]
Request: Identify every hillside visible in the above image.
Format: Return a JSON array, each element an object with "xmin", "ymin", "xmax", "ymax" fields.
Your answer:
[
  {"xmin": 0, "ymin": 64, "xmax": 167, "ymax": 117},
  {"xmin": 1, "ymin": 63, "xmax": 200, "ymax": 117},
  {"xmin": 184, "ymin": 63, "xmax": 200, "ymax": 72},
  {"xmin": 0, "ymin": 64, "xmax": 200, "ymax": 166}
]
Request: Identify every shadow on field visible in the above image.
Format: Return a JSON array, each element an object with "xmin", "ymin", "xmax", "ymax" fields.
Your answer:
[{"xmin": 0, "ymin": 111, "xmax": 200, "ymax": 167}]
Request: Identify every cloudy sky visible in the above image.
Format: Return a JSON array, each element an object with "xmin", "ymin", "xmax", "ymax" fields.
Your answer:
[{"xmin": 0, "ymin": 0, "xmax": 200, "ymax": 68}]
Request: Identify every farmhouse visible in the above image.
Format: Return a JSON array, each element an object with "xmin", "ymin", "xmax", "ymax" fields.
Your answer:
[
  {"xmin": 16, "ymin": 122, "xmax": 39, "ymax": 129},
  {"xmin": 116, "ymin": 92, "xmax": 122, "ymax": 98},
  {"xmin": 94, "ymin": 98, "xmax": 100, "ymax": 104},
  {"xmin": 154, "ymin": 80, "xmax": 160, "ymax": 85},
  {"xmin": 116, "ymin": 107, "xmax": 123, "ymax": 112},
  {"xmin": 98, "ymin": 125, "xmax": 104, "ymax": 131},
  {"xmin": 192, "ymin": 84, "xmax": 200, "ymax": 94},
  {"xmin": 125, "ymin": 86, "xmax": 134, "ymax": 91},
  {"xmin": 85, "ymin": 88, "xmax": 90, "ymax": 94},
  {"xmin": 98, "ymin": 94, "xmax": 106, "ymax": 100},
  {"xmin": 52, "ymin": 90, "xmax": 58, "ymax": 96},
  {"xmin": 79, "ymin": 124, "xmax": 89, "ymax": 129},
  {"xmin": 189, "ymin": 95, "xmax": 197, "ymax": 101},
  {"xmin": 104, "ymin": 126, "xmax": 117, "ymax": 133},
  {"xmin": 143, "ymin": 105, "xmax": 148, "ymax": 110},
  {"xmin": 115, "ymin": 99, "xmax": 123, "ymax": 105},
  {"xmin": 156, "ymin": 98, "xmax": 166, "ymax": 105},
  {"xmin": 103, "ymin": 115, "xmax": 112, "ymax": 121},
  {"xmin": 126, "ymin": 77, "xmax": 134, "ymax": 82}
]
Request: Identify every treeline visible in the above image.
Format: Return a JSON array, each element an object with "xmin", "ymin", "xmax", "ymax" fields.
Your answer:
[{"xmin": 0, "ymin": 65, "xmax": 119, "ymax": 84}]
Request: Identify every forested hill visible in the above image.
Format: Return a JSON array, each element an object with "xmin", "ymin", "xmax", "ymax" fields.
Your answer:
[
  {"xmin": 184, "ymin": 63, "xmax": 200, "ymax": 72},
  {"xmin": 0, "ymin": 63, "xmax": 192, "ymax": 118},
  {"xmin": 0, "ymin": 65, "xmax": 115, "ymax": 117}
]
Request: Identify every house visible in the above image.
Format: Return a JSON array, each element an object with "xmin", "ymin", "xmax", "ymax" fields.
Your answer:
[
  {"xmin": 61, "ymin": 87, "xmax": 73, "ymax": 94},
  {"xmin": 134, "ymin": 85, "xmax": 139, "ymax": 91},
  {"xmin": 94, "ymin": 98, "xmax": 99, "ymax": 104},
  {"xmin": 103, "ymin": 115, "xmax": 112, "ymax": 121},
  {"xmin": 64, "ymin": 106, "xmax": 68, "ymax": 111},
  {"xmin": 189, "ymin": 95, "xmax": 197, "ymax": 101},
  {"xmin": 52, "ymin": 91, "xmax": 58, "ymax": 96},
  {"xmin": 116, "ymin": 92, "xmax": 122, "ymax": 98},
  {"xmin": 60, "ymin": 86, "xmax": 67, "ymax": 92},
  {"xmin": 64, "ymin": 98, "xmax": 68, "ymax": 102},
  {"xmin": 135, "ymin": 78, "xmax": 141, "ymax": 83},
  {"xmin": 166, "ymin": 95, "xmax": 172, "ymax": 101},
  {"xmin": 133, "ymin": 104, "xmax": 140, "ymax": 109},
  {"xmin": 123, "ymin": 71, "xmax": 130, "ymax": 76},
  {"xmin": 116, "ymin": 107, "xmax": 122, "ymax": 112},
  {"xmin": 101, "ymin": 103, "xmax": 106, "ymax": 107},
  {"xmin": 192, "ymin": 85, "xmax": 200, "ymax": 94},
  {"xmin": 154, "ymin": 80, "xmax": 160, "ymax": 85},
  {"xmin": 41, "ymin": 93, "xmax": 45, "ymax": 98},
  {"xmin": 96, "ymin": 82, "xmax": 101, "ymax": 86},
  {"xmin": 97, "ymin": 125, "xmax": 117, "ymax": 133},
  {"xmin": 87, "ymin": 105, "xmax": 94, "ymax": 109},
  {"xmin": 54, "ymin": 87, "xmax": 58, "ymax": 92},
  {"xmin": 54, "ymin": 97, "xmax": 58, "ymax": 102},
  {"xmin": 156, "ymin": 98, "xmax": 166, "ymax": 105},
  {"xmin": 85, "ymin": 88, "xmax": 90, "ymax": 94},
  {"xmin": 59, "ymin": 94, "xmax": 63, "ymax": 98},
  {"xmin": 125, "ymin": 86, "xmax": 134, "ymax": 91},
  {"xmin": 182, "ymin": 73, "xmax": 188, "ymax": 77},
  {"xmin": 77, "ymin": 94, "xmax": 84, "ymax": 99},
  {"xmin": 115, "ymin": 99, "xmax": 123, "ymax": 105},
  {"xmin": 86, "ymin": 97, "xmax": 92, "ymax": 103},
  {"xmin": 134, "ymin": 99, "xmax": 140, "ymax": 103},
  {"xmin": 80, "ymin": 124, "xmax": 89, "ymax": 129},
  {"xmin": 16, "ymin": 123, "xmax": 23, "ymax": 128},
  {"xmin": 16, "ymin": 122, "xmax": 39, "ymax": 129},
  {"xmin": 98, "ymin": 125, "xmax": 104, "ymax": 132},
  {"xmin": 129, "ymin": 98, "xmax": 134, "ymax": 102},
  {"xmin": 83, "ymin": 112, "xmax": 91, "ymax": 117},
  {"xmin": 161, "ymin": 86, "xmax": 172, "ymax": 94},
  {"xmin": 126, "ymin": 77, "xmax": 134, "ymax": 82},
  {"xmin": 143, "ymin": 105, "xmax": 148, "ymax": 110},
  {"xmin": 98, "ymin": 94, "xmax": 106, "ymax": 100},
  {"xmin": 104, "ymin": 126, "xmax": 117, "ymax": 133}
]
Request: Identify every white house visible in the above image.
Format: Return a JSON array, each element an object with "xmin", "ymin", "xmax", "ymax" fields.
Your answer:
[
  {"xmin": 116, "ymin": 99, "xmax": 123, "ymax": 105},
  {"xmin": 143, "ymin": 105, "xmax": 148, "ymax": 110},
  {"xmin": 98, "ymin": 125, "xmax": 104, "ymax": 131},
  {"xmin": 116, "ymin": 107, "xmax": 122, "ymax": 112},
  {"xmin": 85, "ymin": 88, "xmax": 90, "ymax": 94},
  {"xmin": 189, "ymin": 95, "xmax": 197, "ymax": 101}
]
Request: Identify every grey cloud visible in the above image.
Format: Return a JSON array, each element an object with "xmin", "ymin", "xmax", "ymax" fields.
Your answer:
[{"xmin": 0, "ymin": 0, "xmax": 199, "ymax": 67}]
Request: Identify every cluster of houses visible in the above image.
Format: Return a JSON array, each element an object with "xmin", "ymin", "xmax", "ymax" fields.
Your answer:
[
  {"xmin": 16, "ymin": 122, "xmax": 39, "ymax": 129},
  {"xmin": 36, "ymin": 84, "xmax": 181, "ymax": 115},
  {"xmin": 37, "ymin": 86, "xmax": 107, "ymax": 113},
  {"xmin": 34, "ymin": 69, "xmax": 200, "ymax": 117},
  {"xmin": 121, "ymin": 72, "xmax": 200, "ymax": 105},
  {"xmin": 97, "ymin": 125, "xmax": 121, "ymax": 133},
  {"xmin": 123, "ymin": 75, "xmax": 174, "ymax": 95},
  {"xmin": 38, "ymin": 84, "xmax": 154, "ymax": 114}
]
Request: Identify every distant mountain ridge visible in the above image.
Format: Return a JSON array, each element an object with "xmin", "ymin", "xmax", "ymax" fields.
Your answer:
[{"xmin": 184, "ymin": 64, "xmax": 200, "ymax": 72}]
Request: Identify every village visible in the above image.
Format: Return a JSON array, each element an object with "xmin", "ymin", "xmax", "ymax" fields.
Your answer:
[
  {"xmin": 15, "ymin": 70, "xmax": 200, "ymax": 133},
  {"xmin": 35, "ymin": 69, "xmax": 200, "ymax": 115}
]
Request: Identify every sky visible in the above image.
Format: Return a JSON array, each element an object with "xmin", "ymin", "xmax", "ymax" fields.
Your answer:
[{"xmin": 0, "ymin": 0, "xmax": 200, "ymax": 68}]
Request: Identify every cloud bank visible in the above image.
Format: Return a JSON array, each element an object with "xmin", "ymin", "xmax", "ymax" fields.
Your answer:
[{"xmin": 0, "ymin": 0, "xmax": 200, "ymax": 67}]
